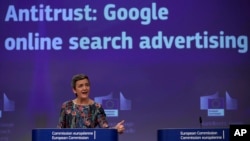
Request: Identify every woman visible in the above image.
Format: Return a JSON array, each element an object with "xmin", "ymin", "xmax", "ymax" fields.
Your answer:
[{"xmin": 57, "ymin": 74, "xmax": 125, "ymax": 134}]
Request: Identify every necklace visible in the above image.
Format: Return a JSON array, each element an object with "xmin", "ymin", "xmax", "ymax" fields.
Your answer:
[{"xmin": 74, "ymin": 98, "xmax": 91, "ymax": 106}]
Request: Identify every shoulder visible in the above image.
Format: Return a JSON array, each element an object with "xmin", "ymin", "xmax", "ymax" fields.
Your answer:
[
  {"xmin": 87, "ymin": 99, "xmax": 100, "ymax": 107},
  {"xmin": 90, "ymin": 100, "xmax": 102, "ymax": 109},
  {"xmin": 61, "ymin": 100, "xmax": 74, "ymax": 108}
]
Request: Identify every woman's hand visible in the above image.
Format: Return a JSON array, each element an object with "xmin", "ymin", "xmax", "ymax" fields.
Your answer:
[{"xmin": 115, "ymin": 120, "xmax": 125, "ymax": 134}]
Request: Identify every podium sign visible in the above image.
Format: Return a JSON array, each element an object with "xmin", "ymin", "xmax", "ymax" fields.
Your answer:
[
  {"xmin": 32, "ymin": 128, "xmax": 118, "ymax": 141},
  {"xmin": 158, "ymin": 128, "xmax": 229, "ymax": 141}
]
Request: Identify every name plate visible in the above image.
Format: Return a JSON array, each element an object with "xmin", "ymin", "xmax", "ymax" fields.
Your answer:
[
  {"xmin": 158, "ymin": 128, "xmax": 229, "ymax": 141},
  {"xmin": 32, "ymin": 128, "xmax": 118, "ymax": 141}
]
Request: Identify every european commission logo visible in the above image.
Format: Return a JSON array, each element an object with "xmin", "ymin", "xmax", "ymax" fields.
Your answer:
[
  {"xmin": 94, "ymin": 92, "xmax": 132, "ymax": 117},
  {"xmin": 0, "ymin": 93, "xmax": 15, "ymax": 118},
  {"xmin": 200, "ymin": 91, "xmax": 237, "ymax": 117}
]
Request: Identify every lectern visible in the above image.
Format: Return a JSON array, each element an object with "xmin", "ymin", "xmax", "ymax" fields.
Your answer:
[{"xmin": 32, "ymin": 128, "xmax": 118, "ymax": 141}]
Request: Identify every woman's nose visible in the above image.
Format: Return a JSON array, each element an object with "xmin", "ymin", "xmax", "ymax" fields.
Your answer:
[{"xmin": 83, "ymin": 85, "xmax": 88, "ymax": 89}]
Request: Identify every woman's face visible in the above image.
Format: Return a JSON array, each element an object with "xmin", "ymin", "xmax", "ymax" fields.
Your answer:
[{"xmin": 73, "ymin": 79, "xmax": 90, "ymax": 99}]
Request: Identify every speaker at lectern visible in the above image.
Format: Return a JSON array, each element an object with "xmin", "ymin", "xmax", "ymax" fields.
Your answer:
[{"xmin": 32, "ymin": 128, "xmax": 118, "ymax": 141}]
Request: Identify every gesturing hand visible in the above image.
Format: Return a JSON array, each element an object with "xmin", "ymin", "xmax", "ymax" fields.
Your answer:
[{"xmin": 115, "ymin": 120, "xmax": 125, "ymax": 134}]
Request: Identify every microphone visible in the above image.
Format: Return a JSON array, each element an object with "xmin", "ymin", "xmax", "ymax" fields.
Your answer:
[{"xmin": 199, "ymin": 116, "xmax": 202, "ymax": 128}]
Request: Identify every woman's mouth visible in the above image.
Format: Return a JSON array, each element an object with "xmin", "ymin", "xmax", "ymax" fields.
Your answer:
[{"xmin": 81, "ymin": 91, "xmax": 88, "ymax": 95}]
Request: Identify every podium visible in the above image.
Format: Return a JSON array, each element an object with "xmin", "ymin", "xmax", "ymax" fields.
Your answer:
[
  {"xmin": 32, "ymin": 128, "xmax": 118, "ymax": 141},
  {"xmin": 157, "ymin": 128, "xmax": 229, "ymax": 141}
]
